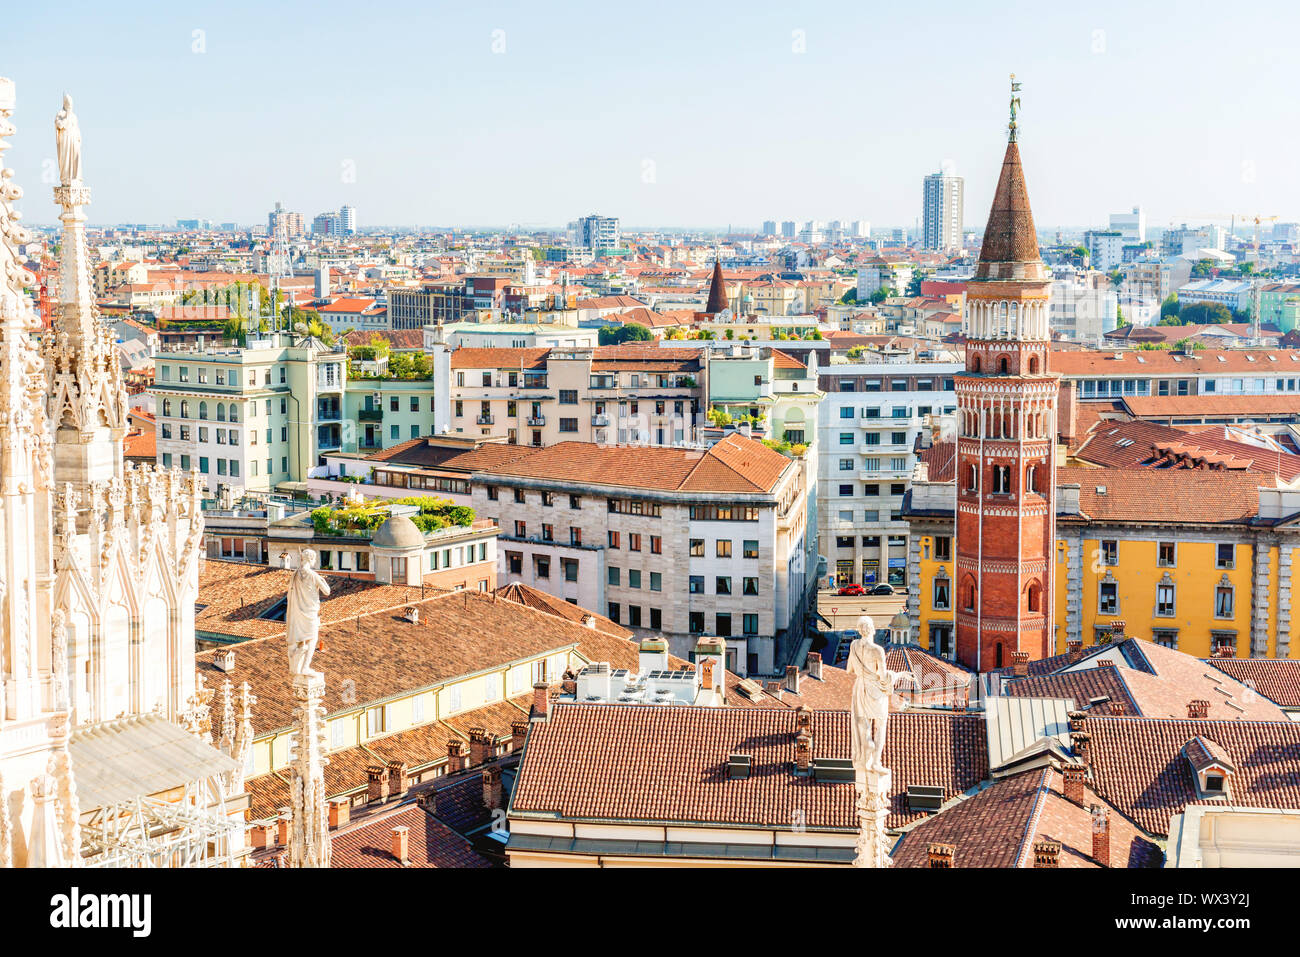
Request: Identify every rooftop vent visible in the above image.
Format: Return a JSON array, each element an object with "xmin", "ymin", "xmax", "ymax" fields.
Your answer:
[
  {"xmin": 811, "ymin": 757, "xmax": 854, "ymax": 783},
  {"xmin": 213, "ymin": 649, "xmax": 236, "ymax": 673},
  {"xmin": 727, "ymin": 753, "xmax": 753, "ymax": 779},
  {"xmin": 405, "ymin": 607, "xmax": 420, "ymax": 624},
  {"xmin": 1096, "ymin": 485, "xmax": 1107, "ymax": 495},
  {"xmin": 905, "ymin": 784, "xmax": 945, "ymax": 813}
]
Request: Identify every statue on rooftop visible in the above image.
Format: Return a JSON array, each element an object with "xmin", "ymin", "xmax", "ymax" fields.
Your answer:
[
  {"xmin": 286, "ymin": 549, "xmax": 330, "ymax": 677},
  {"xmin": 54, "ymin": 94, "xmax": 81, "ymax": 186},
  {"xmin": 847, "ymin": 634, "xmax": 899, "ymax": 774}
]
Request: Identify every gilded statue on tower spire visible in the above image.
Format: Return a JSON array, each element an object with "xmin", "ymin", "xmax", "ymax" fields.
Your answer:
[{"xmin": 1008, "ymin": 74, "xmax": 1022, "ymax": 142}]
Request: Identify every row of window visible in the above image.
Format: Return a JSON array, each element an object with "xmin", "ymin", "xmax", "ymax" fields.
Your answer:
[
  {"xmin": 161, "ymin": 454, "xmax": 283, "ymax": 478},
  {"xmin": 838, "ymin": 430, "xmax": 911, "ymax": 444},
  {"xmin": 687, "ymin": 575, "xmax": 760, "ymax": 596},
  {"xmin": 833, "ymin": 378, "xmax": 955, "ymax": 393},
  {"xmin": 1093, "ymin": 539, "xmax": 1235, "ymax": 570},
  {"xmin": 689, "ymin": 539, "xmax": 760, "ymax": 558},
  {"xmin": 161, "ymin": 424, "xmax": 246, "ymax": 445}
]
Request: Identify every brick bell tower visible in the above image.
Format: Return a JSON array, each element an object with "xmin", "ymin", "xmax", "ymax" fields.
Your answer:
[{"xmin": 954, "ymin": 77, "xmax": 1059, "ymax": 673}]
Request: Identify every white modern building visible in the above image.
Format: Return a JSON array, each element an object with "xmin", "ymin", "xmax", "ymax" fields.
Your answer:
[
  {"xmin": 1083, "ymin": 229, "xmax": 1124, "ymax": 272},
  {"xmin": 1109, "ymin": 206, "xmax": 1146, "ymax": 243},
  {"xmin": 816, "ymin": 360, "xmax": 962, "ymax": 589},
  {"xmin": 923, "ymin": 171, "xmax": 964, "ymax": 252}
]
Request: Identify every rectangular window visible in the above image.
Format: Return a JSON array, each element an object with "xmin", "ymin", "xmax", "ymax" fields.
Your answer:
[
  {"xmin": 628, "ymin": 569, "xmax": 641, "ymax": 589},
  {"xmin": 563, "ymin": 558, "xmax": 579, "ymax": 582},
  {"xmin": 650, "ymin": 608, "xmax": 662, "ymax": 629},
  {"xmin": 933, "ymin": 578, "xmax": 951, "ymax": 610},
  {"xmin": 534, "ymin": 555, "xmax": 550, "ymax": 579},
  {"xmin": 650, "ymin": 535, "xmax": 662, "ymax": 554},
  {"xmin": 934, "ymin": 536, "xmax": 951, "ymax": 561},
  {"xmin": 689, "ymin": 611, "xmax": 704, "ymax": 634},
  {"xmin": 1216, "ymin": 543, "xmax": 1235, "ymax": 569},
  {"xmin": 1158, "ymin": 542, "xmax": 1176, "ymax": 567},
  {"xmin": 690, "ymin": 539, "xmax": 704, "ymax": 557},
  {"xmin": 608, "ymin": 531, "xmax": 620, "ymax": 549},
  {"xmin": 1215, "ymin": 586, "xmax": 1234, "ymax": 618},
  {"xmin": 743, "ymin": 613, "xmax": 758, "ymax": 635},
  {"xmin": 743, "ymin": 540, "xmax": 759, "ymax": 559},
  {"xmin": 1099, "ymin": 581, "xmax": 1119, "ymax": 615},
  {"xmin": 1101, "ymin": 540, "xmax": 1118, "ymax": 566},
  {"xmin": 559, "ymin": 389, "xmax": 578, "ymax": 404},
  {"xmin": 650, "ymin": 572, "xmax": 662, "ymax": 592},
  {"xmin": 689, "ymin": 576, "xmax": 704, "ymax": 594},
  {"xmin": 559, "ymin": 418, "xmax": 578, "ymax": 433},
  {"xmin": 1156, "ymin": 583, "xmax": 1175, "ymax": 617},
  {"xmin": 629, "ymin": 533, "xmax": 641, "ymax": 552},
  {"xmin": 715, "ymin": 576, "xmax": 732, "ymax": 595},
  {"xmin": 608, "ymin": 567, "xmax": 621, "ymax": 586},
  {"xmin": 716, "ymin": 539, "xmax": 732, "ymax": 558},
  {"xmin": 716, "ymin": 613, "xmax": 732, "ymax": 637},
  {"xmin": 742, "ymin": 577, "xmax": 758, "ymax": 596}
]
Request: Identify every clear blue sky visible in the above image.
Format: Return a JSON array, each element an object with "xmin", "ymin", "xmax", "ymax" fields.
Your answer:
[{"xmin": 2, "ymin": 0, "xmax": 1297, "ymax": 231}]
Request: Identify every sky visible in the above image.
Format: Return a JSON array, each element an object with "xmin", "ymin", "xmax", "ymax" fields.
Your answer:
[{"xmin": 2, "ymin": 0, "xmax": 1298, "ymax": 232}]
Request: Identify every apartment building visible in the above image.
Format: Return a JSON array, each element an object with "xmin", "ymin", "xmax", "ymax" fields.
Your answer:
[
  {"xmin": 816, "ymin": 360, "xmax": 962, "ymax": 589},
  {"xmin": 433, "ymin": 343, "xmax": 705, "ymax": 447},
  {"xmin": 470, "ymin": 435, "xmax": 812, "ymax": 676},
  {"xmin": 345, "ymin": 377, "xmax": 437, "ymax": 453},
  {"xmin": 152, "ymin": 332, "xmax": 348, "ymax": 493},
  {"xmin": 1053, "ymin": 348, "xmax": 1300, "ymax": 401}
]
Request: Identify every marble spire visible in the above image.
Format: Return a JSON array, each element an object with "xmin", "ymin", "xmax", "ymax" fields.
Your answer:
[{"xmin": 45, "ymin": 93, "xmax": 128, "ymax": 497}]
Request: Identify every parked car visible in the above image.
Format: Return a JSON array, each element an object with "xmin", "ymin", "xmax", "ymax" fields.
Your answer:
[
  {"xmin": 868, "ymin": 583, "xmax": 895, "ymax": 596},
  {"xmin": 836, "ymin": 583, "xmax": 866, "ymax": 596}
]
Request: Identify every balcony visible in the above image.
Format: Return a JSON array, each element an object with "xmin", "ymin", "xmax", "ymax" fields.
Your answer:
[
  {"xmin": 527, "ymin": 415, "xmax": 546, "ymax": 427},
  {"xmin": 476, "ymin": 414, "xmax": 495, "ymax": 425},
  {"xmin": 591, "ymin": 414, "xmax": 610, "ymax": 427},
  {"xmin": 359, "ymin": 408, "xmax": 383, "ymax": 422}
]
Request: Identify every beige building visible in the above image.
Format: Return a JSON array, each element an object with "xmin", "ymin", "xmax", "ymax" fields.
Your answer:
[{"xmin": 470, "ymin": 434, "xmax": 813, "ymax": 676}]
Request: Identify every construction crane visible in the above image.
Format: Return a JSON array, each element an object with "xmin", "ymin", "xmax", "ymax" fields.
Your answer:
[{"xmin": 1178, "ymin": 213, "xmax": 1279, "ymax": 248}]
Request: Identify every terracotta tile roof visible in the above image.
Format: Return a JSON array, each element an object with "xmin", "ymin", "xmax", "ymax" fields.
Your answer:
[
  {"xmin": 319, "ymin": 297, "xmax": 382, "ymax": 314},
  {"xmin": 916, "ymin": 440, "xmax": 957, "ymax": 482},
  {"xmin": 975, "ymin": 141, "xmax": 1043, "ymax": 275},
  {"xmin": 1084, "ymin": 715, "xmax": 1300, "ymax": 836},
  {"xmin": 123, "ymin": 429, "xmax": 156, "ymax": 460},
  {"xmin": 1059, "ymin": 467, "xmax": 1267, "ymax": 525},
  {"xmin": 1073, "ymin": 418, "xmax": 1300, "ymax": 480},
  {"xmin": 883, "ymin": 710, "xmax": 989, "ymax": 828},
  {"xmin": 329, "ymin": 803, "xmax": 492, "ymax": 868},
  {"xmin": 1121, "ymin": 393, "xmax": 1300, "ymax": 419},
  {"xmin": 1005, "ymin": 667, "xmax": 1140, "ymax": 715},
  {"xmin": 196, "ymin": 590, "xmax": 601, "ymax": 735},
  {"xmin": 1053, "ymin": 349, "xmax": 1300, "ymax": 378},
  {"xmin": 892, "ymin": 767, "xmax": 1163, "ymax": 868},
  {"xmin": 511, "ymin": 703, "xmax": 856, "ymax": 830},
  {"xmin": 884, "ymin": 644, "xmax": 975, "ymax": 708},
  {"xmin": 194, "ymin": 560, "xmax": 436, "ymax": 643},
  {"xmin": 770, "ymin": 349, "xmax": 806, "ymax": 370},
  {"xmin": 476, "ymin": 433, "xmax": 792, "ymax": 495},
  {"xmin": 1204, "ymin": 657, "xmax": 1300, "ymax": 709},
  {"xmin": 449, "ymin": 347, "xmax": 550, "ymax": 370},
  {"xmin": 493, "ymin": 582, "xmax": 630, "ymax": 638}
]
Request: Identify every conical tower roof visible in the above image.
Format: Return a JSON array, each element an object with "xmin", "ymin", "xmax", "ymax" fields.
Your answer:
[
  {"xmin": 974, "ymin": 139, "xmax": 1045, "ymax": 282},
  {"xmin": 705, "ymin": 257, "xmax": 729, "ymax": 314}
]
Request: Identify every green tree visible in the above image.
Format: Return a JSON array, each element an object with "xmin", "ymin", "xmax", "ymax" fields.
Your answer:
[
  {"xmin": 1178, "ymin": 302, "xmax": 1233, "ymax": 325},
  {"xmin": 1159, "ymin": 294, "xmax": 1180, "ymax": 321},
  {"xmin": 598, "ymin": 322, "xmax": 654, "ymax": 345}
]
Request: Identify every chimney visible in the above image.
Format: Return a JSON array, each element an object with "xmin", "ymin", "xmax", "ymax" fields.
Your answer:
[
  {"xmin": 794, "ymin": 705, "xmax": 812, "ymax": 733},
  {"xmin": 927, "ymin": 843, "xmax": 954, "ymax": 868},
  {"xmin": 468, "ymin": 727, "xmax": 492, "ymax": 767},
  {"xmin": 764, "ymin": 681, "xmax": 784, "ymax": 702},
  {"xmin": 367, "ymin": 765, "xmax": 390, "ymax": 804},
  {"xmin": 1059, "ymin": 380, "xmax": 1079, "ymax": 447},
  {"xmin": 1062, "ymin": 763, "xmax": 1087, "ymax": 805},
  {"xmin": 1070, "ymin": 731, "xmax": 1092, "ymax": 766},
  {"xmin": 276, "ymin": 810, "xmax": 290, "ymax": 846},
  {"xmin": 1066, "ymin": 639, "xmax": 1082, "ymax": 662},
  {"xmin": 1188, "ymin": 699, "xmax": 1209, "ymax": 719},
  {"xmin": 1108, "ymin": 701, "xmax": 1126, "ymax": 716},
  {"xmin": 511, "ymin": 719, "xmax": 529, "ymax": 753},
  {"xmin": 1091, "ymin": 804, "xmax": 1111, "ymax": 868},
  {"xmin": 1010, "ymin": 651, "xmax": 1029, "ymax": 678},
  {"xmin": 214, "ymin": 649, "xmax": 236, "ymax": 673},
  {"xmin": 391, "ymin": 825, "xmax": 410, "ymax": 865},
  {"xmin": 482, "ymin": 765, "xmax": 503, "ymax": 811},
  {"xmin": 416, "ymin": 789, "xmax": 439, "ymax": 815},
  {"xmin": 807, "ymin": 652, "xmax": 823, "ymax": 680},
  {"xmin": 531, "ymin": 681, "xmax": 549, "ymax": 721},
  {"xmin": 699, "ymin": 656, "xmax": 716, "ymax": 692},
  {"xmin": 387, "ymin": 760, "xmax": 409, "ymax": 799},
  {"xmin": 1067, "ymin": 710, "xmax": 1087, "ymax": 732},
  {"xmin": 446, "ymin": 739, "xmax": 467, "ymax": 773},
  {"xmin": 328, "ymin": 797, "xmax": 350, "ymax": 830},
  {"xmin": 794, "ymin": 728, "xmax": 813, "ymax": 773},
  {"xmin": 1098, "ymin": 659, "xmax": 1116, "ymax": 669},
  {"xmin": 405, "ymin": 606, "xmax": 420, "ymax": 624},
  {"xmin": 581, "ymin": 614, "xmax": 598, "ymax": 629},
  {"xmin": 1033, "ymin": 840, "xmax": 1061, "ymax": 868},
  {"xmin": 785, "ymin": 665, "xmax": 801, "ymax": 695},
  {"xmin": 250, "ymin": 823, "xmax": 271, "ymax": 849}
]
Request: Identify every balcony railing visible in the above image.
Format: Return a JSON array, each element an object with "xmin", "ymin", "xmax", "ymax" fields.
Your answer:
[
  {"xmin": 527, "ymin": 415, "xmax": 545, "ymax": 427},
  {"xmin": 591, "ymin": 414, "xmax": 610, "ymax": 426},
  {"xmin": 476, "ymin": 414, "xmax": 495, "ymax": 425},
  {"xmin": 359, "ymin": 408, "xmax": 383, "ymax": 421}
]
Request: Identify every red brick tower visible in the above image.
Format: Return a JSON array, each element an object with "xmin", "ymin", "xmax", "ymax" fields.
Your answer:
[{"xmin": 954, "ymin": 80, "xmax": 1059, "ymax": 673}]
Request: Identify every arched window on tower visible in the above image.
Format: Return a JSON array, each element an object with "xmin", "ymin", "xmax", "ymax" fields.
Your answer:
[
  {"xmin": 962, "ymin": 575, "xmax": 977, "ymax": 611},
  {"xmin": 1028, "ymin": 355, "xmax": 1040, "ymax": 374},
  {"xmin": 1026, "ymin": 464, "xmax": 1038, "ymax": 494},
  {"xmin": 993, "ymin": 465, "xmax": 1012, "ymax": 494},
  {"xmin": 1026, "ymin": 580, "xmax": 1042, "ymax": 614},
  {"xmin": 967, "ymin": 463, "xmax": 979, "ymax": 491},
  {"xmin": 972, "ymin": 354, "xmax": 982, "ymax": 373},
  {"xmin": 998, "ymin": 355, "xmax": 1010, "ymax": 375},
  {"xmin": 995, "ymin": 642, "xmax": 1004, "ymax": 669}
]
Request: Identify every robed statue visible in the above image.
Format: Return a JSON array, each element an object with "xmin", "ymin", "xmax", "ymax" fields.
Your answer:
[
  {"xmin": 846, "ymin": 624, "xmax": 901, "ymax": 774},
  {"xmin": 286, "ymin": 549, "xmax": 330, "ymax": 677},
  {"xmin": 55, "ymin": 94, "xmax": 82, "ymax": 186}
]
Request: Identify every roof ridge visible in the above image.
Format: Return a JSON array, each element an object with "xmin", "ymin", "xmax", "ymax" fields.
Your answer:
[{"xmin": 1013, "ymin": 767, "xmax": 1054, "ymax": 868}]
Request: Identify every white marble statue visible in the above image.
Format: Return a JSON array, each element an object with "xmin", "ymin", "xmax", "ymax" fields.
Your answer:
[
  {"xmin": 286, "ymin": 549, "xmax": 330, "ymax": 677},
  {"xmin": 54, "ymin": 94, "xmax": 81, "ymax": 185},
  {"xmin": 847, "ymin": 630, "xmax": 899, "ymax": 774}
]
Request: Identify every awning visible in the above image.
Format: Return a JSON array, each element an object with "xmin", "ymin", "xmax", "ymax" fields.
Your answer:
[{"xmin": 69, "ymin": 713, "xmax": 240, "ymax": 812}]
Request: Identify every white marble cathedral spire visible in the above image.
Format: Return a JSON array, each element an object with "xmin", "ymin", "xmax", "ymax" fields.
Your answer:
[{"xmin": 44, "ymin": 93, "xmax": 128, "ymax": 500}]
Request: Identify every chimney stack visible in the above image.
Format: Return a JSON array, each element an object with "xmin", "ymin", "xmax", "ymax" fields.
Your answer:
[
  {"xmin": 785, "ymin": 665, "xmax": 801, "ymax": 695},
  {"xmin": 531, "ymin": 681, "xmax": 550, "ymax": 721},
  {"xmin": 1091, "ymin": 804, "xmax": 1111, "ymax": 868},
  {"xmin": 446, "ymin": 739, "xmax": 467, "ymax": 773},
  {"xmin": 416, "ymin": 789, "xmax": 439, "ymax": 815},
  {"xmin": 482, "ymin": 765, "xmax": 503, "ymax": 811},
  {"xmin": 1062, "ymin": 763, "xmax": 1087, "ymax": 806},
  {"xmin": 367, "ymin": 765, "xmax": 390, "ymax": 804},
  {"xmin": 1098, "ymin": 659, "xmax": 1116, "ymax": 669},
  {"xmin": 276, "ymin": 810, "xmax": 290, "ymax": 846},
  {"xmin": 391, "ymin": 825, "xmax": 410, "ymax": 865},
  {"xmin": 1108, "ymin": 701, "xmax": 1126, "ymax": 716},
  {"xmin": 1033, "ymin": 840, "xmax": 1061, "ymax": 868},
  {"xmin": 1010, "ymin": 651, "xmax": 1029, "ymax": 678},
  {"xmin": 807, "ymin": 652, "xmax": 823, "ymax": 680},
  {"xmin": 1066, "ymin": 639, "xmax": 1082, "ymax": 662},
  {"xmin": 511, "ymin": 719, "xmax": 529, "ymax": 753},
  {"xmin": 794, "ymin": 728, "xmax": 813, "ymax": 774},
  {"xmin": 927, "ymin": 843, "xmax": 954, "ymax": 868},
  {"xmin": 1067, "ymin": 710, "xmax": 1087, "ymax": 732},
  {"xmin": 468, "ymin": 727, "xmax": 493, "ymax": 767},
  {"xmin": 328, "ymin": 797, "xmax": 350, "ymax": 830},
  {"xmin": 1188, "ymin": 699, "xmax": 1209, "ymax": 719},
  {"xmin": 387, "ymin": 760, "xmax": 409, "ymax": 799},
  {"xmin": 699, "ymin": 656, "xmax": 716, "ymax": 693},
  {"xmin": 250, "ymin": 823, "xmax": 271, "ymax": 849},
  {"xmin": 1070, "ymin": 731, "xmax": 1092, "ymax": 766}
]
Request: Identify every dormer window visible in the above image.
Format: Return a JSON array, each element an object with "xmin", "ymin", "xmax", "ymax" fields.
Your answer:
[{"xmin": 1183, "ymin": 736, "xmax": 1235, "ymax": 800}]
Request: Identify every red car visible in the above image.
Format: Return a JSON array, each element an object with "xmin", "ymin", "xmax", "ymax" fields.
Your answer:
[{"xmin": 836, "ymin": 584, "xmax": 866, "ymax": 596}]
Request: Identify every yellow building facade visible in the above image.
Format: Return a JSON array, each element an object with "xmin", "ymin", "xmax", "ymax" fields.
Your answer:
[{"xmin": 903, "ymin": 469, "xmax": 1299, "ymax": 662}]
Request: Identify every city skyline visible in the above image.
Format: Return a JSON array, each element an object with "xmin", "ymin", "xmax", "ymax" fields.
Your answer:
[{"xmin": 3, "ymin": 0, "xmax": 1298, "ymax": 231}]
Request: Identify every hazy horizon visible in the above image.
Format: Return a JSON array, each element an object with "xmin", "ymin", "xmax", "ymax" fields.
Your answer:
[{"xmin": 4, "ymin": 0, "xmax": 1298, "ymax": 232}]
